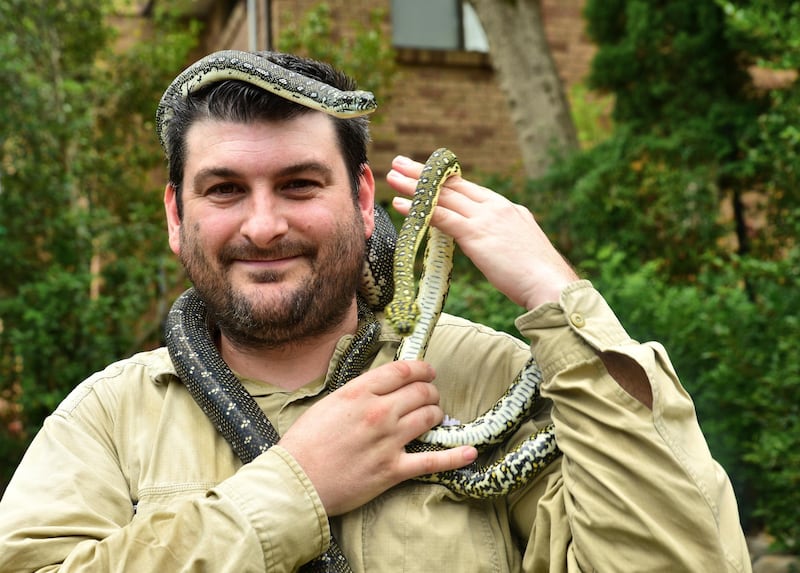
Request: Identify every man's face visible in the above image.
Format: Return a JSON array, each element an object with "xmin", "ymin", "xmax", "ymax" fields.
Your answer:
[{"xmin": 165, "ymin": 113, "xmax": 375, "ymax": 349}]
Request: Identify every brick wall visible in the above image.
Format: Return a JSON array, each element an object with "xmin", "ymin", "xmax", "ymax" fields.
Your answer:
[
  {"xmin": 198, "ymin": 0, "xmax": 595, "ymax": 197},
  {"xmin": 542, "ymin": 0, "xmax": 596, "ymax": 87}
]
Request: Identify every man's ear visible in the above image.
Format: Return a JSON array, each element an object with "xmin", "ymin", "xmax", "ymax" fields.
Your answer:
[
  {"xmin": 357, "ymin": 165, "xmax": 376, "ymax": 239},
  {"xmin": 164, "ymin": 183, "xmax": 181, "ymax": 255}
]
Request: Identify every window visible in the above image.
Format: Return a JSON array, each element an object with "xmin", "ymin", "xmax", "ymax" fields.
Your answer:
[
  {"xmin": 391, "ymin": 0, "xmax": 488, "ymax": 52},
  {"xmin": 461, "ymin": 2, "xmax": 487, "ymax": 51}
]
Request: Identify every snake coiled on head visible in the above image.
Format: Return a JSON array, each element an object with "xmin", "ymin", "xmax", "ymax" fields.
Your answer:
[{"xmin": 160, "ymin": 50, "xmax": 560, "ymax": 573}]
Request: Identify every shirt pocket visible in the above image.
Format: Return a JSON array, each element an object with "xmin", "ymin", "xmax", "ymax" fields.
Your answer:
[
  {"xmin": 345, "ymin": 481, "xmax": 517, "ymax": 573},
  {"xmin": 133, "ymin": 482, "xmax": 217, "ymax": 517}
]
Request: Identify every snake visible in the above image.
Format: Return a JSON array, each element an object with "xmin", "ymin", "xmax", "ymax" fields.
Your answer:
[
  {"xmin": 160, "ymin": 50, "xmax": 561, "ymax": 571},
  {"xmin": 380, "ymin": 148, "xmax": 560, "ymax": 493},
  {"xmin": 156, "ymin": 50, "xmax": 376, "ymax": 151}
]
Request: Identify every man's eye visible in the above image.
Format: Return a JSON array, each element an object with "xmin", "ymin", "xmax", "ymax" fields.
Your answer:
[
  {"xmin": 207, "ymin": 183, "xmax": 241, "ymax": 196},
  {"xmin": 283, "ymin": 179, "xmax": 320, "ymax": 194}
]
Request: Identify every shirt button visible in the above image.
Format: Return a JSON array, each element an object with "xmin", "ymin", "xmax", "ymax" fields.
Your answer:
[{"xmin": 570, "ymin": 312, "xmax": 586, "ymax": 328}]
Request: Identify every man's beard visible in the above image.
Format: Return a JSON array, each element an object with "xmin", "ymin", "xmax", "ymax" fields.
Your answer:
[{"xmin": 179, "ymin": 213, "xmax": 366, "ymax": 351}]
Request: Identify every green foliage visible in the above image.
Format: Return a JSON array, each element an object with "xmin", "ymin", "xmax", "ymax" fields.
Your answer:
[
  {"xmin": 0, "ymin": 1, "xmax": 199, "ymax": 489},
  {"xmin": 582, "ymin": 248, "xmax": 800, "ymax": 548},
  {"xmin": 743, "ymin": 86, "xmax": 800, "ymax": 256},
  {"xmin": 717, "ymin": 0, "xmax": 800, "ymax": 69},
  {"xmin": 585, "ymin": 0, "xmax": 759, "ymax": 133},
  {"xmin": 277, "ymin": 3, "xmax": 397, "ymax": 109},
  {"xmin": 567, "ymin": 83, "xmax": 615, "ymax": 149},
  {"xmin": 533, "ymin": 127, "xmax": 730, "ymax": 279},
  {"xmin": 491, "ymin": 0, "xmax": 800, "ymax": 545}
]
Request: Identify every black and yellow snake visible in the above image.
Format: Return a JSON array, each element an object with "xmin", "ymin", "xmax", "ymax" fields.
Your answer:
[{"xmin": 160, "ymin": 50, "xmax": 560, "ymax": 572}]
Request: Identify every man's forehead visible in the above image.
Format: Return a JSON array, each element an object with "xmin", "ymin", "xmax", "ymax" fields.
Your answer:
[
  {"xmin": 185, "ymin": 112, "xmax": 336, "ymax": 140},
  {"xmin": 185, "ymin": 114, "xmax": 335, "ymax": 152},
  {"xmin": 183, "ymin": 115, "xmax": 342, "ymax": 177}
]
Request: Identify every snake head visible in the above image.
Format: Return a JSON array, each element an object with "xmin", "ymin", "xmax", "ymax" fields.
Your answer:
[{"xmin": 384, "ymin": 299, "xmax": 420, "ymax": 337}]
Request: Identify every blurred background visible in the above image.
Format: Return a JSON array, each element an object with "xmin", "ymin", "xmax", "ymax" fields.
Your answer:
[{"xmin": 1, "ymin": 0, "xmax": 798, "ymax": 562}]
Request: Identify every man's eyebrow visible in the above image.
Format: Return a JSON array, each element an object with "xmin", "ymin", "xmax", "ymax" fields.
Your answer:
[
  {"xmin": 276, "ymin": 161, "xmax": 334, "ymax": 181},
  {"xmin": 191, "ymin": 162, "xmax": 334, "ymax": 190},
  {"xmin": 192, "ymin": 167, "xmax": 242, "ymax": 190}
]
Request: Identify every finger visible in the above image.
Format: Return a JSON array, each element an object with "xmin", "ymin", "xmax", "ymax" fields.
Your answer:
[
  {"xmin": 388, "ymin": 155, "xmax": 467, "ymax": 199},
  {"xmin": 391, "ymin": 195, "xmax": 475, "ymax": 241},
  {"xmin": 391, "ymin": 381, "xmax": 442, "ymax": 419},
  {"xmin": 386, "ymin": 166, "xmax": 419, "ymax": 198},
  {"xmin": 391, "ymin": 183, "xmax": 482, "ymax": 218},
  {"xmin": 392, "ymin": 402, "xmax": 444, "ymax": 443},
  {"xmin": 389, "ymin": 155, "xmax": 494, "ymax": 197},
  {"xmin": 389, "ymin": 154, "xmax": 491, "ymax": 204},
  {"xmin": 389, "ymin": 154, "xmax": 425, "ymax": 178},
  {"xmin": 387, "ymin": 161, "xmax": 469, "ymax": 201},
  {"xmin": 397, "ymin": 446, "xmax": 479, "ymax": 480},
  {"xmin": 359, "ymin": 360, "xmax": 436, "ymax": 396},
  {"xmin": 369, "ymin": 379, "xmax": 441, "ymax": 440}
]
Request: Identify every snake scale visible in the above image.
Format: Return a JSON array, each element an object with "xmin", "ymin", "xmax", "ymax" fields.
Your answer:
[{"xmin": 160, "ymin": 50, "xmax": 560, "ymax": 572}]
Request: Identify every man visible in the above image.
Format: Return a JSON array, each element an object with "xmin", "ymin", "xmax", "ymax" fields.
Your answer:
[{"xmin": 0, "ymin": 51, "xmax": 750, "ymax": 572}]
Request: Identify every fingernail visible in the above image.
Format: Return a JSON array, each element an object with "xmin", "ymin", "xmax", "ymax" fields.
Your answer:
[{"xmin": 464, "ymin": 447, "xmax": 478, "ymax": 462}]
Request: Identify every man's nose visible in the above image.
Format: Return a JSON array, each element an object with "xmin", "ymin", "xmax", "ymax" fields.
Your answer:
[{"xmin": 239, "ymin": 193, "xmax": 289, "ymax": 247}]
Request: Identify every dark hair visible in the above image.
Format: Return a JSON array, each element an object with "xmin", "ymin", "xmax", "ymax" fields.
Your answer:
[{"xmin": 163, "ymin": 51, "xmax": 371, "ymax": 218}]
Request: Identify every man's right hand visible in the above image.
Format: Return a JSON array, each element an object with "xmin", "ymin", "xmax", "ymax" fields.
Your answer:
[{"xmin": 277, "ymin": 360, "xmax": 478, "ymax": 516}]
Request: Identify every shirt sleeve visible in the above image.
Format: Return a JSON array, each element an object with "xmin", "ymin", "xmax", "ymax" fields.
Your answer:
[
  {"xmin": 0, "ymin": 369, "xmax": 328, "ymax": 573},
  {"xmin": 510, "ymin": 280, "xmax": 751, "ymax": 572}
]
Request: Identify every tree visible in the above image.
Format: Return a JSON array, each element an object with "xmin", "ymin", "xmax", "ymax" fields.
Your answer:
[
  {"xmin": 0, "ymin": 0, "xmax": 200, "ymax": 492},
  {"xmin": 277, "ymin": 3, "xmax": 397, "ymax": 110},
  {"xmin": 519, "ymin": 0, "xmax": 800, "ymax": 546},
  {"xmin": 466, "ymin": 0, "xmax": 580, "ymax": 179},
  {"xmin": 715, "ymin": 0, "xmax": 800, "ymax": 259}
]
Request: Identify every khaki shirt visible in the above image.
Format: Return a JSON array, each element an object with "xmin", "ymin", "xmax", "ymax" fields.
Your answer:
[{"xmin": 0, "ymin": 281, "xmax": 751, "ymax": 572}]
